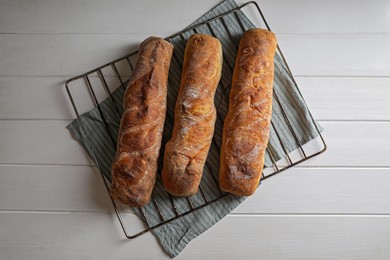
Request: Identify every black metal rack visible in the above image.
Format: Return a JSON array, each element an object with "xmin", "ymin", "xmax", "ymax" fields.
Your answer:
[{"xmin": 65, "ymin": 1, "xmax": 326, "ymax": 239}]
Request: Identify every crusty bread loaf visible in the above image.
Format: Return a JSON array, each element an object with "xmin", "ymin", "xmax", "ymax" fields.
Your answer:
[
  {"xmin": 110, "ymin": 37, "xmax": 173, "ymax": 207},
  {"xmin": 219, "ymin": 28, "xmax": 277, "ymax": 196},
  {"xmin": 162, "ymin": 34, "xmax": 223, "ymax": 197}
]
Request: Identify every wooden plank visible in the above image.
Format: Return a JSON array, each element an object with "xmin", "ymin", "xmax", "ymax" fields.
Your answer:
[
  {"xmin": 185, "ymin": 215, "xmax": 390, "ymax": 260},
  {"xmin": 0, "ymin": 77, "xmax": 75, "ymax": 120},
  {"xmin": 243, "ymin": 0, "xmax": 390, "ymax": 34},
  {"xmin": 0, "ymin": 121, "xmax": 388, "ymax": 166},
  {"xmin": 0, "ymin": 120, "xmax": 93, "ymax": 165},
  {"xmin": 300, "ymin": 121, "xmax": 390, "ymax": 167},
  {"xmin": 0, "ymin": 165, "xmax": 111, "ymax": 212},
  {"xmin": 0, "ymin": 0, "xmax": 220, "ymax": 34},
  {"xmin": 0, "ymin": 34, "xmax": 146, "ymax": 77},
  {"xmin": 0, "ymin": 34, "xmax": 389, "ymax": 77},
  {"xmin": 2, "ymin": 76, "xmax": 390, "ymax": 120},
  {"xmin": 1, "ymin": 0, "xmax": 389, "ymax": 34},
  {"xmin": 277, "ymin": 34, "xmax": 390, "ymax": 77},
  {"xmin": 0, "ymin": 212, "xmax": 389, "ymax": 259},
  {"xmin": 296, "ymin": 77, "xmax": 390, "ymax": 121},
  {"xmin": 0, "ymin": 76, "xmax": 128, "ymax": 120},
  {"xmin": 234, "ymin": 168, "xmax": 390, "ymax": 214},
  {"xmin": 1, "ymin": 166, "xmax": 389, "ymax": 214}
]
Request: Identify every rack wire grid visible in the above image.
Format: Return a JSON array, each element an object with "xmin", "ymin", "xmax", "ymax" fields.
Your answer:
[{"xmin": 65, "ymin": 1, "xmax": 327, "ymax": 239}]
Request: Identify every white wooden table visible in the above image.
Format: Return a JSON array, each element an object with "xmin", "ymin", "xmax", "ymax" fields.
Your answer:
[{"xmin": 1, "ymin": 0, "xmax": 390, "ymax": 259}]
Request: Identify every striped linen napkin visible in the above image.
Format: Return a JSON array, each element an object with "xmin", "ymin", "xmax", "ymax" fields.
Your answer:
[{"xmin": 67, "ymin": 0, "xmax": 322, "ymax": 257}]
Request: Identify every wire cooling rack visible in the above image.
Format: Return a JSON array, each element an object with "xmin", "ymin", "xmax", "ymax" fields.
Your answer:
[{"xmin": 65, "ymin": 1, "xmax": 326, "ymax": 239}]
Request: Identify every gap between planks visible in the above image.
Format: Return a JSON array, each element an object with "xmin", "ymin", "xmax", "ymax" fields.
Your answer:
[
  {"xmin": 1, "ymin": 32, "xmax": 390, "ymax": 35},
  {"xmin": 1, "ymin": 163, "xmax": 390, "ymax": 170},
  {"xmin": 0, "ymin": 118, "xmax": 389, "ymax": 123},
  {"xmin": 0, "ymin": 210, "xmax": 389, "ymax": 218},
  {"xmin": 2, "ymin": 75, "xmax": 390, "ymax": 78},
  {"xmin": 1, "ymin": 119, "xmax": 390, "ymax": 123}
]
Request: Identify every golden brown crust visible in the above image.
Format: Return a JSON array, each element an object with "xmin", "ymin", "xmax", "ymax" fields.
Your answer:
[
  {"xmin": 110, "ymin": 37, "xmax": 173, "ymax": 207},
  {"xmin": 219, "ymin": 29, "xmax": 277, "ymax": 196},
  {"xmin": 162, "ymin": 34, "xmax": 223, "ymax": 197}
]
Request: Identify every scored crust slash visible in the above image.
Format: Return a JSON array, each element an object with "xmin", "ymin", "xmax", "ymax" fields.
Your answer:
[{"xmin": 110, "ymin": 29, "xmax": 277, "ymax": 207}]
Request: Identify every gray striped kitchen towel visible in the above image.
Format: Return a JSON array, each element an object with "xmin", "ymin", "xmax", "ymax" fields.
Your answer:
[{"xmin": 67, "ymin": 0, "xmax": 323, "ymax": 257}]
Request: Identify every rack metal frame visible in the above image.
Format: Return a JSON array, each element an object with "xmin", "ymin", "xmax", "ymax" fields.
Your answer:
[{"xmin": 65, "ymin": 1, "xmax": 326, "ymax": 239}]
